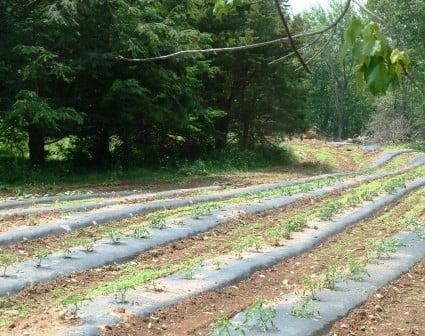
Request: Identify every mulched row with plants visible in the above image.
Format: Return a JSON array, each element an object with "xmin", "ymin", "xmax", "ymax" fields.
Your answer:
[
  {"xmin": 1, "ymin": 169, "xmax": 424, "ymax": 335},
  {"xmin": 329, "ymin": 258, "xmax": 425, "ymax": 336},
  {"xmin": 100, "ymin": 189, "xmax": 425, "ymax": 336}
]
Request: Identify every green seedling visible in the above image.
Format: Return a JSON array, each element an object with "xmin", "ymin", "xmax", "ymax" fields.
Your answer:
[
  {"xmin": 211, "ymin": 314, "xmax": 246, "ymax": 336},
  {"xmin": 180, "ymin": 261, "xmax": 201, "ymax": 280},
  {"xmin": 114, "ymin": 282, "xmax": 136, "ymax": 304},
  {"xmin": 367, "ymin": 237, "xmax": 403, "ymax": 259},
  {"xmin": 148, "ymin": 212, "xmax": 167, "ymax": 229},
  {"xmin": 0, "ymin": 252, "xmax": 18, "ymax": 277},
  {"xmin": 212, "ymin": 260, "xmax": 222, "ymax": 270},
  {"xmin": 232, "ymin": 236, "xmax": 263, "ymax": 259},
  {"xmin": 191, "ymin": 203, "xmax": 221, "ymax": 218},
  {"xmin": 384, "ymin": 179, "xmax": 405, "ymax": 194},
  {"xmin": 323, "ymin": 263, "xmax": 342, "ymax": 290},
  {"xmin": 33, "ymin": 248, "xmax": 50, "ymax": 267},
  {"xmin": 285, "ymin": 216, "xmax": 307, "ymax": 232},
  {"xmin": 289, "ymin": 296, "xmax": 320, "ymax": 319},
  {"xmin": 133, "ymin": 226, "xmax": 150, "ymax": 239},
  {"xmin": 106, "ymin": 228, "xmax": 123, "ymax": 244},
  {"xmin": 80, "ymin": 238, "xmax": 96, "ymax": 252},
  {"xmin": 346, "ymin": 257, "xmax": 369, "ymax": 281},
  {"xmin": 359, "ymin": 188, "xmax": 377, "ymax": 201},
  {"xmin": 61, "ymin": 295, "xmax": 91, "ymax": 319},
  {"xmin": 318, "ymin": 200, "xmax": 343, "ymax": 221},
  {"xmin": 244, "ymin": 298, "xmax": 277, "ymax": 332},
  {"xmin": 61, "ymin": 240, "xmax": 74, "ymax": 258},
  {"xmin": 301, "ymin": 275, "xmax": 322, "ymax": 300}
]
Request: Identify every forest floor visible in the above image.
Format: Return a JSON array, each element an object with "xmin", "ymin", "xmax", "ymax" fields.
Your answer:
[{"xmin": 0, "ymin": 140, "xmax": 424, "ymax": 336}]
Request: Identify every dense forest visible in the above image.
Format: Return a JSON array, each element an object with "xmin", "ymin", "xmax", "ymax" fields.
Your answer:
[{"xmin": 0, "ymin": 0, "xmax": 423, "ymax": 171}]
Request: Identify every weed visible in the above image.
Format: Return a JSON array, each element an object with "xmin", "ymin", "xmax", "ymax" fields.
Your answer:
[
  {"xmin": 289, "ymin": 296, "xmax": 319, "ymax": 319},
  {"xmin": 244, "ymin": 298, "xmax": 277, "ymax": 332},
  {"xmin": 61, "ymin": 295, "xmax": 90, "ymax": 319},
  {"xmin": 0, "ymin": 252, "xmax": 18, "ymax": 277},
  {"xmin": 133, "ymin": 226, "xmax": 150, "ymax": 239},
  {"xmin": 33, "ymin": 248, "xmax": 50, "ymax": 267}
]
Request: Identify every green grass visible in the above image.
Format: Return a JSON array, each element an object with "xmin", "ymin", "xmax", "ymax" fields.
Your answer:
[{"xmin": 0, "ymin": 144, "xmax": 296, "ymax": 197}]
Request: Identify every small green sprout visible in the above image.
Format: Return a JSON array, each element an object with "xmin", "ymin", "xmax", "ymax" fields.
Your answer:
[
  {"xmin": 80, "ymin": 238, "xmax": 96, "ymax": 252},
  {"xmin": 346, "ymin": 257, "xmax": 369, "ymax": 281},
  {"xmin": 0, "ymin": 252, "xmax": 18, "ymax": 277},
  {"xmin": 323, "ymin": 263, "xmax": 342, "ymax": 290},
  {"xmin": 244, "ymin": 299, "xmax": 277, "ymax": 332},
  {"xmin": 180, "ymin": 261, "xmax": 201, "ymax": 280},
  {"xmin": 318, "ymin": 200, "xmax": 343, "ymax": 221},
  {"xmin": 211, "ymin": 314, "xmax": 246, "ymax": 336},
  {"xmin": 289, "ymin": 296, "xmax": 320, "ymax": 319},
  {"xmin": 148, "ymin": 212, "xmax": 167, "ymax": 229},
  {"xmin": 384, "ymin": 179, "xmax": 405, "ymax": 194},
  {"xmin": 106, "ymin": 228, "xmax": 123, "ymax": 244},
  {"xmin": 367, "ymin": 237, "xmax": 403, "ymax": 259},
  {"xmin": 114, "ymin": 282, "xmax": 136, "ymax": 304},
  {"xmin": 301, "ymin": 275, "xmax": 322, "ymax": 300},
  {"xmin": 285, "ymin": 216, "xmax": 307, "ymax": 232},
  {"xmin": 61, "ymin": 295, "xmax": 91, "ymax": 319},
  {"xmin": 33, "ymin": 248, "xmax": 50, "ymax": 267},
  {"xmin": 133, "ymin": 226, "xmax": 150, "ymax": 239},
  {"xmin": 61, "ymin": 240, "xmax": 74, "ymax": 258},
  {"xmin": 232, "ymin": 236, "xmax": 263, "ymax": 259},
  {"xmin": 212, "ymin": 260, "xmax": 222, "ymax": 270}
]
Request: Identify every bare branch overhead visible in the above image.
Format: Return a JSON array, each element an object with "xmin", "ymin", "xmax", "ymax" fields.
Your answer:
[{"xmin": 117, "ymin": 0, "xmax": 352, "ymax": 63}]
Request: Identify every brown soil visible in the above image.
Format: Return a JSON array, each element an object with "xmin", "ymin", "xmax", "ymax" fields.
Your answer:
[
  {"xmin": 0, "ymin": 212, "xmax": 62, "ymax": 233},
  {"xmin": 330, "ymin": 260, "xmax": 425, "ymax": 336},
  {"xmin": 99, "ymin": 191, "xmax": 424, "ymax": 336}
]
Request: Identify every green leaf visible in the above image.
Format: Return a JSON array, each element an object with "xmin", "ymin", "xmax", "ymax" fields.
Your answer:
[
  {"xmin": 390, "ymin": 49, "xmax": 410, "ymax": 68},
  {"xmin": 344, "ymin": 18, "xmax": 364, "ymax": 47}
]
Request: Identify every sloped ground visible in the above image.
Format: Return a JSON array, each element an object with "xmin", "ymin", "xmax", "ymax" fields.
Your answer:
[{"xmin": 0, "ymin": 143, "xmax": 423, "ymax": 336}]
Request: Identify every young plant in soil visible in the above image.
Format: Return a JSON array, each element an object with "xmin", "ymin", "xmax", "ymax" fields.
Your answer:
[
  {"xmin": 133, "ymin": 226, "xmax": 150, "ymax": 239},
  {"xmin": 0, "ymin": 252, "xmax": 18, "ymax": 277},
  {"xmin": 212, "ymin": 260, "xmax": 223, "ymax": 270},
  {"xmin": 345, "ymin": 257, "xmax": 370, "ymax": 281},
  {"xmin": 289, "ymin": 296, "xmax": 320, "ymax": 319},
  {"xmin": 301, "ymin": 275, "xmax": 323, "ymax": 300},
  {"xmin": 180, "ymin": 260, "xmax": 201, "ymax": 280},
  {"xmin": 318, "ymin": 200, "xmax": 343, "ymax": 221},
  {"xmin": 323, "ymin": 263, "xmax": 342, "ymax": 290},
  {"xmin": 33, "ymin": 248, "xmax": 50, "ymax": 267},
  {"xmin": 114, "ymin": 282, "xmax": 136, "ymax": 304},
  {"xmin": 244, "ymin": 298, "xmax": 278, "ymax": 332},
  {"xmin": 106, "ymin": 228, "xmax": 123, "ymax": 244},
  {"xmin": 80, "ymin": 238, "xmax": 96, "ymax": 252},
  {"xmin": 211, "ymin": 314, "xmax": 246, "ymax": 336},
  {"xmin": 61, "ymin": 295, "xmax": 91, "ymax": 319},
  {"xmin": 148, "ymin": 212, "xmax": 167, "ymax": 229},
  {"xmin": 232, "ymin": 235, "xmax": 263, "ymax": 259},
  {"xmin": 191, "ymin": 203, "xmax": 222, "ymax": 219},
  {"xmin": 61, "ymin": 240, "xmax": 74, "ymax": 259},
  {"xmin": 367, "ymin": 237, "xmax": 403, "ymax": 259}
]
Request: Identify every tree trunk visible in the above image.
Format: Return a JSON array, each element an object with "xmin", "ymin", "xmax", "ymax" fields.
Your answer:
[
  {"xmin": 92, "ymin": 131, "xmax": 111, "ymax": 167},
  {"xmin": 28, "ymin": 126, "xmax": 45, "ymax": 165}
]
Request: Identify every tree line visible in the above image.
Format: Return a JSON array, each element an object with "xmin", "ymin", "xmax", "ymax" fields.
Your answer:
[{"xmin": 0, "ymin": 0, "xmax": 423, "ymax": 167}]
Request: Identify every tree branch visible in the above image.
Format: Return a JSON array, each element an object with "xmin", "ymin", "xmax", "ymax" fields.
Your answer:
[
  {"xmin": 117, "ymin": 0, "xmax": 352, "ymax": 63},
  {"xmin": 352, "ymin": 0, "xmax": 384, "ymax": 23},
  {"xmin": 273, "ymin": 0, "xmax": 311, "ymax": 73},
  {"xmin": 403, "ymin": 68, "xmax": 425, "ymax": 94}
]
